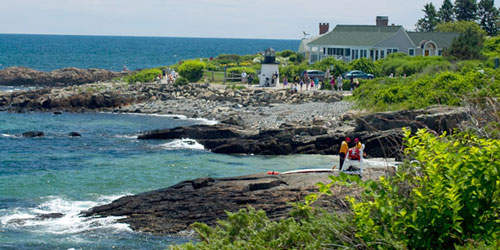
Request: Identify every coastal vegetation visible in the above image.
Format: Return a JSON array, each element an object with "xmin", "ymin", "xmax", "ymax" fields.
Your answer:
[
  {"xmin": 170, "ymin": 3, "xmax": 500, "ymax": 249},
  {"xmin": 173, "ymin": 129, "xmax": 500, "ymax": 249}
]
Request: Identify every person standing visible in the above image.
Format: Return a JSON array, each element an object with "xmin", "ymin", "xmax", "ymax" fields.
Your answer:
[
  {"xmin": 283, "ymin": 76, "xmax": 288, "ymax": 89},
  {"xmin": 354, "ymin": 78, "xmax": 360, "ymax": 90},
  {"xmin": 330, "ymin": 77, "xmax": 335, "ymax": 91},
  {"xmin": 247, "ymin": 74, "xmax": 253, "ymax": 85},
  {"xmin": 337, "ymin": 75, "xmax": 343, "ymax": 91},
  {"xmin": 299, "ymin": 79, "xmax": 304, "ymax": 91},
  {"xmin": 241, "ymin": 71, "xmax": 247, "ymax": 84},
  {"xmin": 338, "ymin": 137, "xmax": 350, "ymax": 170},
  {"xmin": 314, "ymin": 77, "xmax": 319, "ymax": 90}
]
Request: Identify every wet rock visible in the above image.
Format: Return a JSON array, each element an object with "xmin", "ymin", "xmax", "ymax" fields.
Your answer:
[
  {"xmin": 22, "ymin": 131, "xmax": 44, "ymax": 137},
  {"xmin": 68, "ymin": 132, "xmax": 81, "ymax": 137}
]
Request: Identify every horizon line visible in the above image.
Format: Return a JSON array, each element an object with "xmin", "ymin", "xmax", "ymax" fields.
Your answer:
[{"xmin": 0, "ymin": 32, "xmax": 300, "ymax": 41}]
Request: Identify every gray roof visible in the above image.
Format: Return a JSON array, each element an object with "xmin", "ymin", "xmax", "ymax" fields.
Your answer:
[
  {"xmin": 307, "ymin": 25, "xmax": 403, "ymax": 47},
  {"xmin": 407, "ymin": 32, "xmax": 459, "ymax": 48}
]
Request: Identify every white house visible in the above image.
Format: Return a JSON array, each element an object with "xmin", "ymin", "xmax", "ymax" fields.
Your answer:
[{"xmin": 301, "ymin": 16, "xmax": 459, "ymax": 63}]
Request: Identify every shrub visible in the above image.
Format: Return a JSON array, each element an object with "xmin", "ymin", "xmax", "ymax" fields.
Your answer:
[
  {"xmin": 311, "ymin": 57, "xmax": 349, "ymax": 77},
  {"xmin": 343, "ymin": 129, "xmax": 500, "ymax": 249},
  {"xmin": 349, "ymin": 58, "xmax": 378, "ymax": 75},
  {"xmin": 178, "ymin": 60, "xmax": 205, "ymax": 82},
  {"xmin": 172, "ymin": 207, "xmax": 363, "ymax": 250},
  {"xmin": 351, "ymin": 70, "xmax": 485, "ymax": 111},
  {"xmin": 125, "ymin": 68, "xmax": 162, "ymax": 84},
  {"xmin": 215, "ymin": 54, "xmax": 241, "ymax": 65},
  {"xmin": 174, "ymin": 77, "xmax": 189, "ymax": 86}
]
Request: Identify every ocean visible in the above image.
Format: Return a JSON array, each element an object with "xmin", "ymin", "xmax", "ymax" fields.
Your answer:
[
  {"xmin": 0, "ymin": 112, "xmax": 336, "ymax": 249},
  {"xmin": 0, "ymin": 35, "xmax": 317, "ymax": 249},
  {"xmin": 0, "ymin": 34, "xmax": 300, "ymax": 72}
]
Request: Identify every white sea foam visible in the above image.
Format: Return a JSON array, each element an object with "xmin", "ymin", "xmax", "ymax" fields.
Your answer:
[
  {"xmin": 0, "ymin": 195, "xmax": 132, "ymax": 235},
  {"xmin": 0, "ymin": 133, "xmax": 17, "ymax": 138},
  {"xmin": 114, "ymin": 134, "xmax": 139, "ymax": 139},
  {"xmin": 157, "ymin": 138, "xmax": 205, "ymax": 151}
]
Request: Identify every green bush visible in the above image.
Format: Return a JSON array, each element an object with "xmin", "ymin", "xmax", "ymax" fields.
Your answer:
[
  {"xmin": 174, "ymin": 77, "xmax": 189, "ymax": 86},
  {"xmin": 227, "ymin": 67, "xmax": 256, "ymax": 77},
  {"xmin": 172, "ymin": 207, "xmax": 363, "ymax": 250},
  {"xmin": 349, "ymin": 58, "xmax": 378, "ymax": 75},
  {"xmin": 178, "ymin": 60, "xmax": 205, "ymax": 82},
  {"xmin": 311, "ymin": 57, "xmax": 349, "ymax": 77},
  {"xmin": 351, "ymin": 70, "xmax": 486, "ymax": 111},
  {"xmin": 376, "ymin": 54, "xmax": 450, "ymax": 77},
  {"xmin": 344, "ymin": 129, "xmax": 500, "ymax": 249},
  {"xmin": 125, "ymin": 68, "xmax": 162, "ymax": 84},
  {"xmin": 215, "ymin": 54, "xmax": 241, "ymax": 64}
]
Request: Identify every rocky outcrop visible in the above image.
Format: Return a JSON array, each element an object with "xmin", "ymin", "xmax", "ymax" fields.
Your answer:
[
  {"xmin": 138, "ymin": 106, "xmax": 468, "ymax": 158},
  {"xmin": 0, "ymin": 83, "xmax": 146, "ymax": 112},
  {"xmin": 0, "ymin": 82, "xmax": 344, "ymax": 113},
  {"xmin": 0, "ymin": 67, "xmax": 123, "ymax": 86},
  {"xmin": 22, "ymin": 131, "xmax": 44, "ymax": 137},
  {"xmin": 83, "ymin": 172, "xmax": 384, "ymax": 235}
]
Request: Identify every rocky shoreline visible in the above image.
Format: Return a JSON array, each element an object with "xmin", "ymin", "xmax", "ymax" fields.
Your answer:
[
  {"xmin": 0, "ymin": 66, "xmax": 124, "ymax": 87},
  {"xmin": 0, "ymin": 78, "xmax": 472, "ymax": 236},
  {"xmin": 0, "ymin": 80, "xmax": 468, "ymax": 158},
  {"xmin": 83, "ymin": 169, "xmax": 394, "ymax": 235}
]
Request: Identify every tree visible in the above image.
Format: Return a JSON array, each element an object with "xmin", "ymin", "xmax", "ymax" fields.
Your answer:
[
  {"xmin": 447, "ymin": 25, "xmax": 486, "ymax": 59},
  {"xmin": 436, "ymin": 20, "xmax": 487, "ymax": 36},
  {"xmin": 438, "ymin": 0, "xmax": 455, "ymax": 22},
  {"xmin": 454, "ymin": 0, "xmax": 478, "ymax": 21},
  {"xmin": 416, "ymin": 3, "xmax": 439, "ymax": 31},
  {"xmin": 478, "ymin": 0, "xmax": 500, "ymax": 36}
]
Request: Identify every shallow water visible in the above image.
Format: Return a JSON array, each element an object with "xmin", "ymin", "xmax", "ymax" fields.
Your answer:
[{"xmin": 0, "ymin": 112, "xmax": 338, "ymax": 249}]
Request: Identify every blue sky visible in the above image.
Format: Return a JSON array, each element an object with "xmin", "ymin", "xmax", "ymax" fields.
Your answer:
[{"xmin": 1, "ymin": 0, "xmax": 499, "ymax": 39}]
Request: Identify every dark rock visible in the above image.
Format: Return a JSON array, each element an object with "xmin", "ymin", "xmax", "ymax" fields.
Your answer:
[
  {"xmin": 69, "ymin": 132, "xmax": 81, "ymax": 137},
  {"xmin": 53, "ymin": 111, "xmax": 63, "ymax": 115},
  {"xmin": 36, "ymin": 213, "xmax": 64, "ymax": 220},
  {"xmin": 22, "ymin": 131, "xmax": 44, "ymax": 137},
  {"xmin": 82, "ymin": 172, "xmax": 386, "ymax": 235}
]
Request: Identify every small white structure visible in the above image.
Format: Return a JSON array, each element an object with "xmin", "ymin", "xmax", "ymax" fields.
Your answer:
[{"xmin": 259, "ymin": 48, "xmax": 279, "ymax": 87}]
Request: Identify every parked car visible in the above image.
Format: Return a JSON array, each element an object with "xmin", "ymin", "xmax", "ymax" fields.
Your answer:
[
  {"xmin": 342, "ymin": 70, "xmax": 374, "ymax": 79},
  {"xmin": 301, "ymin": 70, "xmax": 325, "ymax": 81}
]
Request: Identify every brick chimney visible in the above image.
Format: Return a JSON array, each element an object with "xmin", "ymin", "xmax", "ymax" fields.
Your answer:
[
  {"xmin": 376, "ymin": 16, "xmax": 389, "ymax": 26},
  {"xmin": 319, "ymin": 23, "xmax": 329, "ymax": 35}
]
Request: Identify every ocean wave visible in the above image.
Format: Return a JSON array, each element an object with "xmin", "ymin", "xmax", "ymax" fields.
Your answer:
[
  {"xmin": 157, "ymin": 139, "xmax": 205, "ymax": 151},
  {"xmin": 0, "ymin": 195, "xmax": 132, "ymax": 235}
]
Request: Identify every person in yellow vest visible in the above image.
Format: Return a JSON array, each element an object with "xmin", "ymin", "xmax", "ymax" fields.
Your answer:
[
  {"xmin": 338, "ymin": 137, "xmax": 350, "ymax": 170},
  {"xmin": 353, "ymin": 138, "xmax": 366, "ymax": 158}
]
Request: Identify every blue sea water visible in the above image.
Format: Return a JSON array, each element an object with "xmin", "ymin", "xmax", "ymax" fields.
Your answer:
[
  {"xmin": 0, "ymin": 34, "xmax": 300, "ymax": 72},
  {"xmin": 0, "ymin": 112, "xmax": 336, "ymax": 249}
]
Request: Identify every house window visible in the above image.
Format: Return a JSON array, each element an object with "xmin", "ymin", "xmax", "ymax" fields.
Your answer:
[
  {"xmin": 363, "ymin": 50, "xmax": 367, "ymax": 58},
  {"xmin": 409, "ymin": 48, "xmax": 415, "ymax": 56},
  {"xmin": 345, "ymin": 48, "xmax": 351, "ymax": 57},
  {"xmin": 381, "ymin": 50, "xmax": 385, "ymax": 59},
  {"xmin": 387, "ymin": 49, "xmax": 392, "ymax": 55},
  {"xmin": 327, "ymin": 48, "xmax": 334, "ymax": 55},
  {"xmin": 438, "ymin": 50, "xmax": 443, "ymax": 56},
  {"xmin": 370, "ymin": 50, "xmax": 374, "ymax": 59}
]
